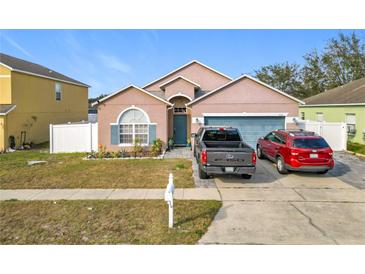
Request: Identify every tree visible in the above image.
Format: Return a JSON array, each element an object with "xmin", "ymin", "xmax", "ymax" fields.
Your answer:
[
  {"xmin": 254, "ymin": 32, "xmax": 365, "ymax": 99},
  {"xmin": 88, "ymin": 94, "xmax": 107, "ymax": 107},
  {"xmin": 301, "ymin": 50, "xmax": 327, "ymax": 97},
  {"xmin": 320, "ymin": 33, "xmax": 365, "ymax": 89},
  {"xmin": 254, "ymin": 62, "xmax": 303, "ymax": 97}
]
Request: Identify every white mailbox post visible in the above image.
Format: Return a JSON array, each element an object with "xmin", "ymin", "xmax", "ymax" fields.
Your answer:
[{"xmin": 164, "ymin": 173, "xmax": 175, "ymax": 228}]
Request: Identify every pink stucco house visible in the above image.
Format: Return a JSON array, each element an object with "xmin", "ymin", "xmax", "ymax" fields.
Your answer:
[{"xmin": 93, "ymin": 60, "xmax": 304, "ymax": 150}]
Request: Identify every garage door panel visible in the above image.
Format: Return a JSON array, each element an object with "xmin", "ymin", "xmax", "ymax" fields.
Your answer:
[{"xmin": 204, "ymin": 116, "xmax": 285, "ymax": 148}]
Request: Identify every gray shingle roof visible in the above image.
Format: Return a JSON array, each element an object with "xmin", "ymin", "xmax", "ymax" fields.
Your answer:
[
  {"xmin": 304, "ymin": 77, "xmax": 365, "ymax": 105},
  {"xmin": 0, "ymin": 53, "xmax": 89, "ymax": 87},
  {"xmin": 0, "ymin": 104, "xmax": 16, "ymax": 115}
]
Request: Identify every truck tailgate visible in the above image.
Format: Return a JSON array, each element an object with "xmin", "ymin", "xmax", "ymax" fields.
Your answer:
[{"xmin": 206, "ymin": 148, "xmax": 253, "ymax": 166}]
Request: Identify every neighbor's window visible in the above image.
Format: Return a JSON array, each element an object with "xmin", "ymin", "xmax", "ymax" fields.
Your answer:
[
  {"xmin": 55, "ymin": 83, "xmax": 62, "ymax": 101},
  {"xmin": 119, "ymin": 109, "xmax": 149, "ymax": 145},
  {"xmin": 316, "ymin": 112, "xmax": 324, "ymax": 122},
  {"xmin": 345, "ymin": 113, "xmax": 356, "ymax": 135},
  {"xmin": 300, "ymin": 112, "xmax": 305, "ymax": 120}
]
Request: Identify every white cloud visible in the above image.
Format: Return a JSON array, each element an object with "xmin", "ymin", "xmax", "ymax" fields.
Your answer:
[
  {"xmin": 3, "ymin": 35, "xmax": 32, "ymax": 57},
  {"xmin": 97, "ymin": 53, "xmax": 130, "ymax": 73}
]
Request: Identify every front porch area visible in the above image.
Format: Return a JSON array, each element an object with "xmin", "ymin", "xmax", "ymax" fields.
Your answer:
[{"xmin": 167, "ymin": 95, "xmax": 192, "ymax": 146}]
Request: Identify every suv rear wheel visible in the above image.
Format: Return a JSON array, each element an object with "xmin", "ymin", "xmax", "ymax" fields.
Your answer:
[
  {"xmin": 257, "ymin": 146, "xmax": 264, "ymax": 159},
  {"xmin": 276, "ymin": 156, "xmax": 288, "ymax": 174}
]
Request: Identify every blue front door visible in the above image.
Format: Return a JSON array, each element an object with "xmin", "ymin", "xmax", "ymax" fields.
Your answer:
[{"xmin": 173, "ymin": 115, "xmax": 187, "ymax": 145}]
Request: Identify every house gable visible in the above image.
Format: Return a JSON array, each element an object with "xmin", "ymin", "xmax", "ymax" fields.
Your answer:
[
  {"xmin": 190, "ymin": 76, "xmax": 301, "ymax": 118},
  {"xmin": 163, "ymin": 77, "xmax": 198, "ymax": 101},
  {"xmin": 143, "ymin": 60, "xmax": 232, "ymax": 92},
  {"xmin": 188, "ymin": 75, "xmax": 304, "ymax": 106},
  {"xmin": 97, "ymin": 86, "xmax": 169, "ymax": 148},
  {"xmin": 93, "ymin": 85, "xmax": 172, "ymax": 107}
]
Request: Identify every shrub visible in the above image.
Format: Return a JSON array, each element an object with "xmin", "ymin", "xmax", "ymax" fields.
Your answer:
[
  {"xmin": 151, "ymin": 138, "xmax": 163, "ymax": 157},
  {"xmin": 132, "ymin": 137, "xmax": 143, "ymax": 157}
]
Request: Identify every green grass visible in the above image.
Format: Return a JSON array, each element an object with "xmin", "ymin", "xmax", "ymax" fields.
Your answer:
[
  {"xmin": 347, "ymin": 142, "xmax": 365, "ymax": 155},
  {"xmin": 0, "ymin": 149, "xmax": 194, "ymax": 189},
  {"xmin": 0, "ymin": 200, "xmax": 221, "ymax": 244}
]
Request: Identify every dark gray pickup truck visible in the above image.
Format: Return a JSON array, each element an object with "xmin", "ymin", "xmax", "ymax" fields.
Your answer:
[{"xmin": 193, "ymin": 126, "xmax": 256, "ymax": 179}]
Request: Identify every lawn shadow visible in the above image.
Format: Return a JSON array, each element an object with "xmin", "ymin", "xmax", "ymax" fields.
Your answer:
[{"xmin": 174, "ymin": 206, "xmax": 223, "ymax": 227}]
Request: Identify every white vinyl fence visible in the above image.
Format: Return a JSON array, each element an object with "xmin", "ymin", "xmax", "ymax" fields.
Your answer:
[
  {"xmin": 295, "ymin": 120, "xmax": 347, "ymax": 151},
  {"xmin": 50, "ymin": 122, "xmax": 98, "ymax": 153}
]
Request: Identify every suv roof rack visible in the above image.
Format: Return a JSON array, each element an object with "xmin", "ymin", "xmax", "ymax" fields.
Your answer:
[{"xmin": 276, "ymin": 129, "xmax": 317, "ymax": 137}]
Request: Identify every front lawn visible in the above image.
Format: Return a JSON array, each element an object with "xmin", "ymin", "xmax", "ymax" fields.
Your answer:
[
  {"xmin": 0, "ymin": 199, "xmax": 221, "ymax": 244},
  {"xmin": 347, "ymin": 142, "xmax": 365, "ymax": 155},
  {"xmin": 0, "ymin": 149, "xmax": 194, "ymax": 189}
]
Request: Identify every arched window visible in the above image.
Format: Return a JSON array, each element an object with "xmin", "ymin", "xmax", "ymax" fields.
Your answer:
[{"xmin": 119, "ymin": 108, "xmax": 149, "ymax": 145}]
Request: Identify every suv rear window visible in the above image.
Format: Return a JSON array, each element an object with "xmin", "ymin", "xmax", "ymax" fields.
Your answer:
[
  {"xmin": 203, "ymin": 129, "xmax": 241, "ymax": 141},
  {"xmin": 293, "ymin": 138, "xmax": 329, "ymax": 149}
]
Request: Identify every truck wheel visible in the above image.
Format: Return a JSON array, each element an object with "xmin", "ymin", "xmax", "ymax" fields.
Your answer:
[
  {"xmin": 198, "ymin": 166, "xmax": 208, "ymax": 179},
  {"xmin": 257, "ymin": 146, "xmax": 264, "ymax": 159},
  {"xmin": 241, "ymin": 174, "xmax": 252, "ymax": 179},
  {"xmin": 317, "ymin": 170, "xmax": 328, "ymax": 174},
  {"xmin": 276, "ymin": 156, "xmax": 288, "ymax": 174}
]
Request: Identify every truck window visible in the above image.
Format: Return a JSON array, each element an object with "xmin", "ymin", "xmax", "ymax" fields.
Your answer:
[{"xmin": 203, "ymin": 129, "xmax": 241, "ymax": 141}]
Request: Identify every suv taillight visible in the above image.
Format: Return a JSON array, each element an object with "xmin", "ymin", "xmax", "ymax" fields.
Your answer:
[
  {"xmin": 252, "ymin": 151, "xmax": 257, "ymax": 165},
  {"xmin": 201, "ymin": 149, "xmax": 207, "ymax": 165}
]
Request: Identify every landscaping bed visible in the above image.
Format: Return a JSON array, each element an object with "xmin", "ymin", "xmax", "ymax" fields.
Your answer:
[
  {"xmin": 347, "ymin": 142, "xmax": 365, "ymax": 156},
  {"xmin": 0, "ymin": 150, "xmax": 194, "ymax": 189},
  {"xmin": 0, "ymin": 199, "xmax": 221, "ymax": 244}
]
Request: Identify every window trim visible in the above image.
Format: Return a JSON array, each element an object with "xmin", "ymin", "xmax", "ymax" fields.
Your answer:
[
  {"xmin": 55, "ymin": 82, "xmax": 62, "ymax": 101},
  {"xmin": 345, "ymin": 113, "xmax": 356, "ymax": 135},
  {"xmin": 300, "ymin": 112, "xmax": 305, "ymax": 120},
  {"xmin": 116, "ymin": 106, "xmax": 151, "ymax": 124},
  {"xmin": 173, "ymin": 107, "xmax": 187, "ymax": 114},
  {"xmin": 119, "ymin": 123, "xmax": 149, "ymax": 146},
  {"xmin": 112, "ymin": 106, "xmax": 153, "ymax": 146},
  {"xmin": 315, "ymin": 112, "xmax": 324, "ymax": 122},
  {"xmin": 345, "ymin": 113, "xmax": 356, "ymax": 125}
]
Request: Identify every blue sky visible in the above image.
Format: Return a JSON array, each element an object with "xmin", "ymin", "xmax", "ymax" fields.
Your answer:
[{"xmin": 1, "ymin": 29, "xmax": 364, "ymax": 97}]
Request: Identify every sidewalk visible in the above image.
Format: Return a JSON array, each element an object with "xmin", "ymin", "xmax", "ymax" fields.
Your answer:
[{"xmin": 0, "ymin": 188, "xmax": 221, "ymax": 201}]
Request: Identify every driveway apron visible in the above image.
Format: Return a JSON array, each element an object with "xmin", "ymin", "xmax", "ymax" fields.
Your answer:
[{"xmin": 200, "ymin": 159, "xmax": 365, "ymax": 244}]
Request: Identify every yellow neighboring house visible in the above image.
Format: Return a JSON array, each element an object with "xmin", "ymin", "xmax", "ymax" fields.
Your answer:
[{"xmin": 0, "ymin": 53, "xmax": 89, "ymax": 151}]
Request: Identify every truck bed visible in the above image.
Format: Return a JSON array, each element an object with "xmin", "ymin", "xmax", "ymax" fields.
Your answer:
[{"xmin": 203, "ymin": 141, "xmax": 251, "ymax": 149}]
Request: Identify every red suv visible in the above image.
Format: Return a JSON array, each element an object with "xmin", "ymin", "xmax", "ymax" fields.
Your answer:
[{"xmin": 256, "ymin": 130, "xmax": 334, "ymax": 174}]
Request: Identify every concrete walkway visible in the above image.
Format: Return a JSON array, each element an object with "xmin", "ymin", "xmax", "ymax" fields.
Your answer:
[{"xmin": 0, "ymin": 188, "xmax": 221, "ymax": 201}]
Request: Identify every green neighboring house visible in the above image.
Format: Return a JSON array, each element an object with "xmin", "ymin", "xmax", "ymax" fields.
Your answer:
[{"xmin": 300, "ymin": 77, "xmax": 365, "ymax": 144}]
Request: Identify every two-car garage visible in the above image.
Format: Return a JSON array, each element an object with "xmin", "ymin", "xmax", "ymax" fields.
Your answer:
[{"xmin": 204, "ymin": 114, "xmax": 286, "ymax": 148}]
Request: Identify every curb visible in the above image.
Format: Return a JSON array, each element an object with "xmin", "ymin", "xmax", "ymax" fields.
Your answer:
[{"xmin": 345, "ymin": 150, "xmax": 365, "ymax": 160}]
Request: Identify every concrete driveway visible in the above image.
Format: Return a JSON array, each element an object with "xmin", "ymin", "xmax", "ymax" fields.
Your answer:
[{"xmin": 199, "ymin": 158, "xmax": 365, "ymax": 244}]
